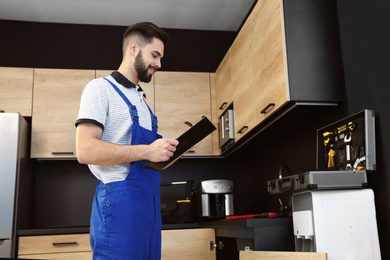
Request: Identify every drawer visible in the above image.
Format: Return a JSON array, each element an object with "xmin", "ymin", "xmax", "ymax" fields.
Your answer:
[
  {"xmin": 162, "ymin": 228, "xmax": 215, "ymax": 260},
  {"xmin": 18, "ymin": 251, "xmax": 92, "ymax": 260},
  {"xmin": 18, "ymin": 234, "xmax": 91, "ymax": 255}
]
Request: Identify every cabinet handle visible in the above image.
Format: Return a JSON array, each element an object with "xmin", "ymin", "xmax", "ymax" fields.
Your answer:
[
  {"xmin": 186, "ymin": 150, "xmax": 196, "ymax": 154},
  {"xmin": 210, "ymin": 241, "xmax": 225, "ymax": 251},
  {"xmin": 51, "ymin": 152, "xmax": 75, "ymax": 155},
  {"xmin": 184, "ymin": 121, "xmax": 193, "ymax": 127},
  {"xmin": 52, "ymin": 241, "xmax": 78, "ymax": 246},
  {"xmin": 260, "ymin": 103, "xmax": 275, "ymax": 114},
  {"xmin": 237, "ymin": 126, "xmax": 248, "ymax": 134},
  {"xmin": 219, "ymin": 102, "xmax": 228, "ymax": 110}
]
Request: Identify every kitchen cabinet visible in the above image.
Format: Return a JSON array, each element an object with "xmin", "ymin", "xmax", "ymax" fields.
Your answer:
[
  {"xmin": 30, "ymin": 69, "xmax": 213, "ymax": 158},
  {"xmin": 31, "ymin": 68, "xmax": 95, "ymax": 158},
  {"xmin": 200, "ymin": 218, "xmax": 294, "ymax": 258},
  {"xmin": 154, "ymin": 71, "xmax": 214, "ymax": 156},
  {"xmin": 251, "ymin": 0, "xmax": 288, "ymax": 125},
  {"xmin": 230, "ymin": 16, "xmax": 256, "ymax": 142},
  {"xmin": 18, "ymin": 233, "xmax": 92, "ymax": 259},
  {"xmin": 0, "ymin": 67, "xmax": 33, "ymax": 117},
  {"xmin": 209, "ymin": 73, "xmax": 220, "ymax": 155},
  {"xmin": 214, "ymin": 0, "xmax": 345, "ymax": 146},
  {"xmin": 162, "ymin": 228, "xmax": 216, "ymax": 260},
  {"xmin": 215, "ymin": 49, "xmax": 233, "ymax": 118},
  {"xmin": 18, "ymin": 228, "xmax": 215, "ymax": 260},
  {"xmin": 240, "ymin": 251, "xmax": 327, "ymax": 260}
]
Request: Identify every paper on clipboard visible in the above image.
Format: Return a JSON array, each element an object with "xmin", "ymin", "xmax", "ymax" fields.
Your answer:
[{"xmin": 145, "ymin": 116, "xmax": 216, "ymax": 171}]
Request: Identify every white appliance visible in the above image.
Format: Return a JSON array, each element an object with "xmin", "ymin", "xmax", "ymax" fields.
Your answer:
[
  {"xmin": 292, "ymin": 189, "xmax": 381, "ymax": 260},
  {"xmin": 218, "ymin": 109, "xmax": 235, "ymax": 152},
  {"xmin": 0, "ymin": 113, "xmax": 30, "ymax": 258}
]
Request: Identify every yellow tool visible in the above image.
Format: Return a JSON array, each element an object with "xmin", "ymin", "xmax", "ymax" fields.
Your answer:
[
  {"xmin": 337, "ymin": 121, "xmax": 355, "ymax": 134},
  {"xmin": 323, "ymin": 131, "xmax": 334, "ymax": 146},
  {"xmin": 328, "ymin": 147, "xmax": 336, "ymax": 168}
]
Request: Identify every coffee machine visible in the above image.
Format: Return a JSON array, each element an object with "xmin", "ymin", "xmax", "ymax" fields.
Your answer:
[{"xmin": 201, "ymin": 179, "xmax": 234, "ymax": 218}]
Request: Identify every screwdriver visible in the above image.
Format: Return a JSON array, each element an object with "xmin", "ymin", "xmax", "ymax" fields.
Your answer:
[{"xmin": 226, "ymin": 212, "xmax": 278, "ymax": 220}]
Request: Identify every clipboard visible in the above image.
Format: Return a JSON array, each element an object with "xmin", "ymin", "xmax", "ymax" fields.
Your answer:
[{"xmin": 145, "ymin": 116, "xmax": 216, "ymax": 170}]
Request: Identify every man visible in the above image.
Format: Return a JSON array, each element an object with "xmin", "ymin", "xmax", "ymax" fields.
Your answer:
[{"xmin": 75, "ymin": 22, "xmax": 179, "ymax": 259}]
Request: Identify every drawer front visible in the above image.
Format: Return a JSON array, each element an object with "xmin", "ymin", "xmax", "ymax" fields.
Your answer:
[
  {"xmin": 18, "ymin": 234, "xmax": 91, "ymax": 255},
  {"xmin": 162, "ymin": 228, "xmax": 216, "ymax": 260},
  {"xmin": 18, "ymin": 251, "xmax": 92, "ymax": 259}
]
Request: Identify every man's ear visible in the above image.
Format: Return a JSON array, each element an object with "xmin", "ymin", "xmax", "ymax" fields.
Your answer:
[{"xmin": 128, "ymin": 41, "xmax": 138, "ymax": 56}]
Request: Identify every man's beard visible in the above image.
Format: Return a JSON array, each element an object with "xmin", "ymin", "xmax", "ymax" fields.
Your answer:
[{"xmin": 135, "ymin": 50, "xmax": 154, "ymax": 83}]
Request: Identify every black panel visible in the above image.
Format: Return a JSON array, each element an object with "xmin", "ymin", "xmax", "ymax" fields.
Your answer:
[
  {"xmin": 337, "ymin": 0, "xmax": 390, "ymax": 259},
  {"xmin": 0, "ymin": 20, "xmax": 236, "ymax": 72},
  {"xmin": 32, "ymin": 161, "xmax": 96, "ymax": 228},
  {"xmin": 283, "ymin": 0, "xmax": 345, "ymax": 102}
]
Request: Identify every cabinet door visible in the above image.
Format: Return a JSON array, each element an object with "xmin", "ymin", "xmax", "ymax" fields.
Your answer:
[
  {"xmin": 209, "ymin": 73, "xmax": 220, "ymax": 155},
  {"xmin": 162, "ymin": 228, "xmax": 215, "ymax": 260},
  {"xmin": 240, "ymin": 251, "xmax": 327, "ymax": 260},
  {"xmin": 252, "ymin": 0, "xmax": 288, "ymax": 124},
  {"xmin": 31, "ymin": 68, "xmax": 95, "ymax": 158},
  {"xmin": 154, "ymin": 72, "xmax": 213, "ymax": 156},
  {"xmin": 215, "ymin": 49, "xmax": 233, "ymax": 117},
  {"xmin": 231, "ymin": 17, "xmax": 256, "ymax": 141},
  {"xmin": 18, "ymin": 251, "xmax": 92, "ymax": 259},
  {"xmin": 0, "ymin": 67, "xmax": 33, "ymax": 116}
]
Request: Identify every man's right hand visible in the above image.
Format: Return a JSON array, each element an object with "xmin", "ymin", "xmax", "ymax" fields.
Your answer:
[{"xmin": 147, "ymin": 138, "xmax": 179, "ymax": 162}]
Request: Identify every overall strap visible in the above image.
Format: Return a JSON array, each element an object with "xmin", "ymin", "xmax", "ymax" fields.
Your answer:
[{"xmin": 104, "ymin": 78, "xmax": 139, "ymax": 125}]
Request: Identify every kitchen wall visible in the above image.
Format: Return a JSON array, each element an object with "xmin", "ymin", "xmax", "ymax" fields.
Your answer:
[
  {"xmin": 1, "ymin": 0, "xmax": 390, "ymax": 257},
  {"xmin": 336, "ymin": 0, "xmax": 390, "ymax": 258},
  {"xmin": 0, "ymin": 19, "xmax": 236, "ymax": 72}
]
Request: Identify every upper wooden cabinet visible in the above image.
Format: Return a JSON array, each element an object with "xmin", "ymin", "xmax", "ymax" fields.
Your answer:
[
  {"xmin": 251, "ymin": 0, "xmax": 288, "ymax": 125},
  {"xmin": 0, "ymin": 67, "xmax": 33, "ymax": 117},
  {"xmin": 209, "ymin": 73, "xmax": 220, "ymax": 156},
  {"xmin": 230, "ymin": 16, "xmax": 256, "ymax": 141},
  {"xmin": 154, "ymin": 71, "xmax": 214, "ymax": 156},
  {"xmin": 214, "ymin": 0, "xmax": 345, "ymax": 144},
  {"xmin": 31, "ymin": 68, "xmax": 95, "ymax": 159},
  {"xmin": 215, "ymin": 49, "xmax": 233, "ymax": 117}
]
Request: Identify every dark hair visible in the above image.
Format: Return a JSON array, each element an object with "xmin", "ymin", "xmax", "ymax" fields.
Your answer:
[{"xmin": 123, "ymin": 22, "xmax": 169, "ymax": 52}]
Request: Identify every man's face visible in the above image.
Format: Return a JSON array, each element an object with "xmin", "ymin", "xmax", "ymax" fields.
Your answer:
[{"xmin": 135, "ymin": 38, "xmax": 164, "ymax": 83}]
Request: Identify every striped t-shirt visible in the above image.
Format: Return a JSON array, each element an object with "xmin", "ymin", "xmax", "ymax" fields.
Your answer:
[{"xmin": 76, "ymin": 72, "xmax": 154, "ymax": 184}]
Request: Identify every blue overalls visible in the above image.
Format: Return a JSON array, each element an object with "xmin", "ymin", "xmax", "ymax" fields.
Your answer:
[{"xmin": 90, "ymin": 78, "xmax": 162, "ymax": 260}]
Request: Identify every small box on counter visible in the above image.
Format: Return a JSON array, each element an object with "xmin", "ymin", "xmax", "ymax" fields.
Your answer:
[
  {"xmin": 160, "ymin": 180, "xmax": 196, "ymax": 224},
  {"xmin": 267, "ymin": 109, "xmax": 376, "ymax": 195}
]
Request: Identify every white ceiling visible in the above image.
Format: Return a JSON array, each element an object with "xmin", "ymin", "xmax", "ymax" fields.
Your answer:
[{"xmin": 0, "ymin": 0, "xmax": 256, "ymax": 31}]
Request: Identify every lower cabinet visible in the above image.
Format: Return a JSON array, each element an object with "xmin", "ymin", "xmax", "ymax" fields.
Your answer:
[
  {"xmin": 18, "ymin": 233, "xmax": 91, "ymax": 259},
  {"xmin": 18, "ymin": 228, "xmax": 216, "ymax": 260},
  {"xmin": 162, "ymin": 228, "xmax": 216, "ymax": 260}
]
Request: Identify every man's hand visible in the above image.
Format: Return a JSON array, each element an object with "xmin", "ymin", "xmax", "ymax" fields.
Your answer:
[{"xmin": 146, "ymin": 138, "xmax": 179, "ymax": 162}]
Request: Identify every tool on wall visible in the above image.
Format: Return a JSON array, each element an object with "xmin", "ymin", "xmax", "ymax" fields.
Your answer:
[
  {"xmin": 344, "ymin": 134, "xmax": 353, "ymax": 170},
  {"xmin": 323, "ymin": 131, "xmax": 336, "ymax": 169},
  {"xmin": 322, "ymin": 121, "xmax": 360, "ymax": 170}
]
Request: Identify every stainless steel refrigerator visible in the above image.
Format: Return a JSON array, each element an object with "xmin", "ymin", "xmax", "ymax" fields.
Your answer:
[{"xmin": 0, "ymin": 113, "xmax": 31, "ymax": 258}]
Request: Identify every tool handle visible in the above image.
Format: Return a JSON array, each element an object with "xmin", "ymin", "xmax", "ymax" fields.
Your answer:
[{"xmin": 226, "ymin": 212, "xmax": 278, "ymax": 220}]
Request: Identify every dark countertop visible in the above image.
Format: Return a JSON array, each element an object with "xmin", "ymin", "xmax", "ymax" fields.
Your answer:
[
  {"xmin": 17, "ymin": 217, "xmax": 292, "ymax": 238},
  {"xmin": 198, "ymin": 217, "xmax": 293, "ymax": 239},
  {"xmin": 199, "ymin": 217, "xmax": 292, "ymax": 228},
  {"xmin": 199, "ymin": 217, "xmax": 295, "ymax": 251},
  {"xmin": 17, "ymin": 226, "xmax": 90, "ymax": 236}
]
